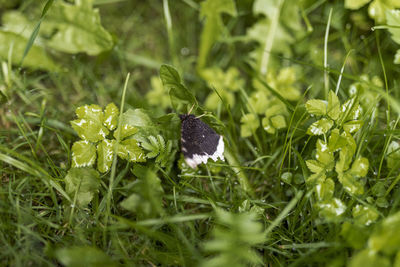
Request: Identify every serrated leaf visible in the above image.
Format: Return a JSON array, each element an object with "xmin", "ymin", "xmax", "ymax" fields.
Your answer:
[
  {"xmin": 318, "ymin": 198, "xmax": 347, "ymax": 219},
  {"xmin": 345, "ymin": 0, "xmax": 371, "ymax": 10},
  {"xmin": 369, "ymin": 211, "xmax": 400, "ymax": 255},
  {"xmin": 96, "ymin": 139, "xmax": 115, "ymax": 173},
  {"xmin": 316, "ymin": 139, "xmax": 334, "ymax": 169},
  {"xmin": 307, "ymin": 118, "xmax": 333, "ymax": 135},
  {"xmin": 71, "ymin": 140, "xmax": 96, "ymax": 167},
  {"xmin": 343, "ymin": 120, "xmax": 363, "ymax": 133},
  {"xmin": 327, "ymin": 90, "xmax": 341, "ymax": 121},
  {"xmin": 71, "ymin": 104, "xmax": 109, "ymax": 142},
  {"xmin": 306, "ymin": 159, "xmax": 325, "ymax": 173},
  {"xmin": 41, "ymin": 1, "xmax": 113, "ymax": 55},
  {"xmin": 315, "ymin": 178, "xmax": 334, "ymax": 201},
  {"xmin": 117, "ymin": 139, "xmax": 146, "ymax": 162},
  {"xmin": 241, "ymin": 113, "xmax": 260, "ymax": 137},
  {"xmin": 337, "ymin": 172, "xmax": 364, "ymax": 195},
  {"xmin": 351, "ymin": 157, "xmax": 369, "ymax": 177},
  {"xmin": 75, "ymin": 104, "xmax": 103, "ymax": 120},
  {"xmin": 64, "ymin": 167, "xmax": 100, "ymax": 206},
  {"xmin": 103, "ymin": 103, "xmax": 119, "ymax": 130},
  {"xmin": 352, "ymin": 204, "xmax": 379, "ymax": 226},
  {"xmin": 55, "ymin": 246, "xmax": 117, "ymax": 267},
  {"xmin": 114, "ymin": 124, "xmax": 138, "ymax": 140},
  {"xmin": 305, "ymin": 99, "xmax": 327, "ymax": 116},
  {"xmin": 160, "ymin": 65, "xmax": 197, "ymax": 113}
]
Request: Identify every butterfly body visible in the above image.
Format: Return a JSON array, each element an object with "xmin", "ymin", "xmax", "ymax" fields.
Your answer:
[{"xmin": 180, "ymin": 114, "xmax": 224, "ymax": 168}]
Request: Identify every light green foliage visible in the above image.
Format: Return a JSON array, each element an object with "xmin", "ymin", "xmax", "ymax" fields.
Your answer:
[
  {"xmin": 305, "ymin": 91, "xmax": 369, "ymax": 219},
  {"xmin": 70, "ymin": 103, "xmax": 146, "ymax": 174},
  {"xmin": 341, "ymin": 222, "xmax": 369, "ymax": 249},
  {"xmin": 120, "ymin": 166, "xmax": 164, "ymax": 218},
  {"xmin": 146, "ymin": 76, "xmax": 171, "ymax": 109},
  {"xmin": 55, "ymin": 246, "xmax": 117, "ymax": 267},
  {"xmin": 345, "ymin": 0, "xmax": 371, "ymax": 9},
  {"xmin": 369, "ymin": 211, "xmax": 400, "ymax": 255},
  {"xmin": 352, "ymin": 205, "xmax": 379, "ymax": 225},
  {"xmin": 64, "ymin": 167, "xmax": 100, "ymax": 206},
  {"xmin": 198, "ymin": 0, "xmax": 236, "ymax": 69},
  {"xmin": 202, "ymin": 67, "xmax": 244, "ymax": 110},
  {"xmin": 344, "ymin": 0, "xmax": 400, "ymax": 23},
  {"xmin": 160, "ymin": 64, "xmax": 197, "ymax": 113},
  {"xmin": 71, "ymin": 140, "xmax": 96, "ymax": 167},
  {"xmin": 349, "ymin": 249, "xmax": 391, "ymax": 267},
  {"xmin": 201, "ymin": 209, "xmax": 266, "ymax": 267},
  {"xmin": 41, "ymin": 0, "xmax": 113, "ymax": 55},
  {"xmin": 240, "ymin": 113, "xmax": 260, "ymax": 137},
  {"xmin": 386, "ymin": 140, "xmax": 400, "ymax": 169},
  {"xmin": 141, "ymin": 135, "xmax": 175, "ymax": 167}
]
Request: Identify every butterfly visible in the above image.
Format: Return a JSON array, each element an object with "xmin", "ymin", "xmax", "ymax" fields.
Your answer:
[{"xmin": 179, "ymin": 114, "xmax": 224, "ymax": 169}]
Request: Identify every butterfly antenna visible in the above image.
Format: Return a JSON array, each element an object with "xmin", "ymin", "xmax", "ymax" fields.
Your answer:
[{"xmin": 188, "ymin": 103, "xmax": 196, "ymax": 114}]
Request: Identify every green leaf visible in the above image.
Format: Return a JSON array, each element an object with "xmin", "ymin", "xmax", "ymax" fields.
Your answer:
[
  {"xmin": 241, "ymin": 113, "xmax": 260, "ymax": 137},
  {"xmin": 352, "ymin": 204, "xmax": 379, "ymax": 226},
  {"xmin": 318, "ymin": 198, "xmax": 347, "ymax": 219},
  {"xmin": 341, "ymin": 222, "xmax": 369, "ymax": 249},
  {"xmin": 306, "ymin": 159, "xmax": 324, "ymax": 174},
  {"xmin": 305, "ymin": 99, "xmax": 327, "ymax": 116},
  {"xmin": 386, "ymin": 141, "xmax": 400, "ymax": 169},
  {"xmin": 315, "ymin": 178, "xmax": 334, "ymax": 201},
  {"xmin": 96, "ymin": 139, "xmax": 115, "ymax": 173},
  {"xmin": 117, "ymin": 139, "xmax": 146, "ymax": 162},
  {"xmin": 0, "ymin": 31, "xmax": 59, "ymax": 71},
  {"xmin": 103, "ymin": 102, "xmax": 119, "ymax": 131},
  {"xmin": 316, "ymin": 139, "xmax": 334, "ymax": 169},
  {"xmin": 369, "ymin": 211, "xmax": 400, "ymax": 255},
  {"xmin": 337, "ymin": 172, "xmax": 364, "ymax": 195},
  {"xmin": 306, "ymin": 172, "xmax": 326, "ymax": 185},
  {"xmin": 345, "ymin": 0, "xmax": 371, "ymax": 10},
  {"xmin": 71, "ymin": 140, "xmax": 96, "ymax": 167},
  {"xmin": 114, "ymin": 124, "xmax": 138, "ymax": 140},
  {"xmin": 120, "ymin": 166, "xmax": 164, "ymax": 217},
  {"xmin": 394, "ymin": 49, "xmax": 400, "ymax": 64},
  {"xmin": 328, "ymin": 129, "xmax": 347, "ymax": 151},
  {"xmin": 41, "ymin": 1, "xmax": 113, "ymax": 55},
  {"xmin": 270, "ymin": 115, "xmax": 287, "ymax": 130},
  {"xmin": 64, "ymin": 167, "xmax": 100, "ymax": 206},
  {"xmin": 71, "ymin": 104, "xmax": 109, "ymax": 142},
  {"xmin": 343, "ymin": 120, "xmax": 363, "ymax": 133},
  {"xmin": 120, "ymin": 109, "xmax": 158, "ymax": 142},
  {"xmin": 307, "ymin": 118, "xmax": 333, "ymax": 135},
  {"xmin": 349, "ymin": 249, "xmax": 391, "ymax": 267},
  {"xmin": 327, "ymin": 90, "xmax": 341, "ymax": 121},
  {"xmin": 55, "ymin": 246, "xmax": 117, "ymax": 267},
  {"xmin": 280, "ymin": 172, "xmax": 292, "ymax": 184},
  {"xmin": 338, "ymin": 98, "xmax": 361, "ymax": 125},
  {"xmin": 160, "ymin": 65, "xmax": 197, "ymax": 113},
  {"xmin": 350, "ymin": 157, "xmax": 369, "ymax": 177},
  {"xmin": 198, "ymin": 0, "xmax": 236, "ymax": 69}
]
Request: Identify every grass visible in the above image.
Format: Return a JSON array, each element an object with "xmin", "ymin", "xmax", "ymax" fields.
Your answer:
[{"xmin": 1, "ymin": 0, "xmax": 400, "ymax": 266}]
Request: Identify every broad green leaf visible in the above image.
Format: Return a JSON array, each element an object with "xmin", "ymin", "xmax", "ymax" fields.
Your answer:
[
  {"xmin": 114, "ymin": 124, "xmax": 138, "ymax": 140},
  {"xmin": 41, "ymin": 1, "xmax": 113, "ymax": 55},
  {"xmin": 306, "ymin": 159, "xmax": 325, "ymax": 173},
  {"xmin": 345, "ymin": 0, "xmax": 371, "ymax": 9},
  {"xmin": 305, "ymin": 99, "xmax": 327, "ymax": 116},
  {"xmin": 160, "ymin": 65, "xmax": 197, "ymax": 113},
  {"xmin": 0, "ymin": 31, "xmax": 58, "ymax": 71},
  {"xmin": 280, "ymin": 172, "xmax": 292, "ymax": 184},
  {"xmin": 64, "ymin": 167, "xmax": 100, "ymax": 206},
  {"xmin": 55, "ymin": 246, "xmax": 117, "ymax": 267},
  {"xmin": 2, "ymin": 11, "xmax": 35, "ymax": 39},
  {"xmin": 338, "ymin": 172, "xmax": 364, "ymax": 195},
  {"xmin": 349, "ymin": 249, "xmax": 391, "ymax": 267},
  {"xmin": 117, "ymin": 139, "xmax": 146, "ymax": 162},
  {"xmin": 71, "ymin": 140, "xmax": 96, "ymax": 167},
  {"xmin": 318, "ymin": 198, "xmax": 347, "ymax": 219},
  {"xmin": 369, "ymin": 211, "xmax": 400, "ymax": 255},
  {"xmin": 352, "ymin": 204, "xmax": 379, "ymax": 226},
  {"xmin": 315, "ymin": 178, "xmax": 334, "ymax": 201},
  {"xmin": 270, "ymin": 115, "xmax": 287, "ymax": 129},
  {"xmin": 328, "ymin": 129, "xmax": 347, "ymax": 151},
  {"xmin": 71, "ymin": 104, "xmax": 109, "ymax": 142},
  {"xmin": 198, "ymin": 0, "xmax": 236, "ymax": 69},
  {"xmin": 327, "ymin": 91, "xmax": 341, "ymax": 121},
  {"xmin": 103, "ymin": 103, "xmax": 119, "ymax": 130},
  {"xmin": 343, "ymin": 120, "xmax": 363, "ymax": 133},
  {"xmin": 370, "ymin": 0, "xmax": 400, "ymax": 23},
  {"xmin": 306, "ymin": 172, "xmax": 326, "ymax": 185},
  {"xmin": 307, "ymin": 118, "xmax": 333, "ymax": 135},
  {"xmin": 341, "ymin": 222, "xmax": 369, "ymax": 249},
  {"xmin": 386, "ymin": 140, "xmax": 400, "ymax": 169},
  {"xmin": 372, "ymin": 181, "xmax": 386, "ymax": 197},
  {"xmin": 336, "ymin": 147, "xmax": 353, "ymax": 173},
  {"xmin": 120, "ymin": 194, "xmax": 142, "ymax": 212},
  {"xmin": 120, "ymin": 108, "xmax": 158, "ymax": 142},
  {"xmin": 316, "ymin": 139, "xmax": 334, "ymax": 169},
  {"xmin": 96, "ymin": 139, "xmax": 115, "ymax": 173},
  {"xmin": 241, "ymin": 113, "xmax": 260, "ymax": 137},
  {"xmin": 248, "ymin": 91, "xmax": 269, "ymax": 114},
  {"xmin": 350, "ymin": 157, "xmax": 369, "ymax": 177},
  {"xmin": 265, "ymin": 103, "xmax": 286, "ymax": 118}
]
